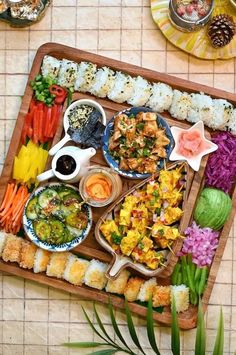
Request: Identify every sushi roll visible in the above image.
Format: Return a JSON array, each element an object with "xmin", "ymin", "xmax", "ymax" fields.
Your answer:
[
  {"xmin": 63, "ymin": 254, "xmax": 89, "ymax": 286},
  {"xmin": 20, "ymin": 240, "xmax": 37, "ymax": 269},
  {"xmin": 106, "ymin": 269, "xmax": 130, "ymax": 295},
  {"xmin": 137, "ymin": 277, "xmax": 157, "ymax": 302},
  {"xmin": 46, "ymin": 252, "xmax": 70, "ymax": 279},
  {"xmin": 227, "ymin": 109, "xmax": 236, "ymax": 135},
  {"xmin": 34, "ymin": 249, "xmax": 51, "ymax": 273},
  {"xmin": 89, "ymin": 66, "xmax": 115, "ymax": 98},
  {"xmin": 187, "ymin": 93, "xmax": 213, "ymax": 124},
  {"xmin": 108, "ymin": 72, "xmax": 134, "ymax": 103},
  {"xmin": 41, "ymin": 55, "xmax": 61, "ymax": 80},
  {"xmin": 152, "ymin": 286, "xmax": 171, "ymax": 307},
  {"xmin": 127, "ymin": 76, "xmax": 152, "ymax": 107},
  {"xmin": 0, "ymin": 231, "xmax": 7, "ymax": 257},
  {"xmin": 124, "ymin": 277, "xmax": 144, "ymax": 302},
  {"xmin": 84, "ymin": 259, "xmax": 108, "ymax": 290},
  {"xmin": 57, "ymin": 59, "xmax": 78, "ymax": 88},
  {"xmin": 2, "ymin": 234, "xmax": 22, "ymax": 264},
  {"xmin": 74, "ymin": 62, "xmax": 97, "ymax": 93},
  {"xmin": 208, "ymin": 99, "xmax": 233, "ymax": 130},
  {"xmin": 171, "ymin": 285, "xmax": 189, "ymax": 313},
  {"xmin": 169, "ymin": 90, "xmax": 192, "ymax": 121},
  {"xmin": 146, "ymin": 82, "xmax": 173, "ymax": 112}
]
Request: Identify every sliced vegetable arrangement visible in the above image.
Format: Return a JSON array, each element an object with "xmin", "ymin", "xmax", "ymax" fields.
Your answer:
[
  {"xmin": 21, "ymin": 100, "xmax": 63, "ymax": 145},
  {"xmin": 25, "ymin": 185, "xmax": 89, "ymax": 245},
  {"xmin": 13, "ymin": 140, "xmax": 48, "ymax": 186},
  {"xmin": 172, "ymin": 254, "xmax": 209, "ymax": 305},
  {"xmin": 30, "ymin": 74, "xmax": 67, "ymax": 106},
  {"xmin": 0, "ymin": 183, "xmax": 29, "ymax": 234}
]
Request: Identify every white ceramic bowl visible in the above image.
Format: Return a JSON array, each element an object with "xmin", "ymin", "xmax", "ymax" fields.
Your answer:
[{"xmin": 49, "ymin": 99, "xmax": 107, "ymax": 156}]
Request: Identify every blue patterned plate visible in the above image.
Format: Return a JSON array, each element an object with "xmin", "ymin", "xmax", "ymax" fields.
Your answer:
[
  {"xmin": 22, "ymin": 183, "xmax": 92, "ymax": 252},
  {"xmin": 102, "ymin": 107, "xmax": 174, "ymax": 179}
]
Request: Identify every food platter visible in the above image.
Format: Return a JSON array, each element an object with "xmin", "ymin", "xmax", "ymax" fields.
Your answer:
[{"xmin": 0, "ymin": 43, "xmax": 235, "ymax": 330}]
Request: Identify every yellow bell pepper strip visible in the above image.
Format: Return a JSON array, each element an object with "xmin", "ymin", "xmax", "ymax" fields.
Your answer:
[{"xmin": 13, "ymin": 140, "xmax": 48, "ymax": 187}]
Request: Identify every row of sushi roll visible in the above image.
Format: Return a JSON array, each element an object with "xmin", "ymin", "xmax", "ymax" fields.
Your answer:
[
  {"xmin": 41, "ymin": 55, "xmax": 236, "ymax": 135},
  {"xmin": 0, "ymin": 231, "xmax": 189, "ymax": 313}
]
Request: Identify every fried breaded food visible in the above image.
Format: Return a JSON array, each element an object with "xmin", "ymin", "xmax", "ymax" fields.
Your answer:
[
  {"xmin": 152, "ymin": 286, "xmax": 171, "ymax": 307},
  {"xmin": 2, "ymin": 234, "xmax": 22, "ymax": 263},
  {"xmin": 34, "ymin": 248, "xmax": 51, "ymax": 273},
  {"xmin": 46, "ymin": 252, "xmax": 70, "ymax": 278},
  {"xmin": 124, "ymin": 277, "xmax": 144, "ymax": 302},
  {"xmin": 63, "ymin": 255, "xmax": 89, "ymax": 286},
  {"xmin": 20, "ymin": 240, "xmax": 37, "ymax": 269},
  {"xmin": 106, "ymin": 270, "xmax": 130, "ymax": 295}
]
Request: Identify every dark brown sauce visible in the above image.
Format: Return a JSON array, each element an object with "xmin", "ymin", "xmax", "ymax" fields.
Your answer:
[{"xmin": 56, "ymin": 155, "xmax": 76, "ymax": 175}]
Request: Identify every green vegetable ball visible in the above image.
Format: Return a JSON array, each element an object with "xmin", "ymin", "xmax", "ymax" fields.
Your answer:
[{"xmin": 194, "ymin": 187, "xmax": 232, "ymax": 230}]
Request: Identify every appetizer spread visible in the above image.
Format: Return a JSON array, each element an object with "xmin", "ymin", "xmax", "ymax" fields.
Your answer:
[
  {"xmin": 41, "ymin": 55, "xmax": 236, "ymax": 134},
  {"xmin": 99, "ymin": 165, "xmax": 185, "ymax": 270},
  {"xmin": 108, "ymin": 111, "xmax": 170, "ymax": 174},
  {"xmin": 25, "ymin": 185, "xmax": 89, "ymax": 245}
]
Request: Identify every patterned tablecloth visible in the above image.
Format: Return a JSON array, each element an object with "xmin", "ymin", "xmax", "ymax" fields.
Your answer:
[{"xmin": 0, "ymin": 1, "xmax": 235, "ymax": 354}]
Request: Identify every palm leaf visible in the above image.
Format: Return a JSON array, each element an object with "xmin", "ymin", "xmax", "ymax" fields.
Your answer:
[
  {"xmin": 63, "ymin": 342, "xmax": 106, "ymax": 348},
  {"xmin": 125, "ymin": 299, "xmax": 145, "ymax": 355},
  {"xmin": 108, "ymin": 302, "xmax": 133, "ymax": 352},
  {"xmin": 82, "ymin": 306, "xmax": 110, "ymax": 344},
  {"xmin": 88, "ymin": 349, "xmax": 118, "ymax": 355},
  {"xmin": 171, "ymin": 295, "xmax": 180, "ymax": 355},
  {"xmin": 195, "ymin": 299, "xmax": 206, "ymax": 355},
  {"xmin": 213, "ymin": 307, "xmax": 224, "ymax": 355},
  {"xmin": 147, "ymin": 298, "xmax": 160, "ymax": 355},
  {"xmin": 93, "ymin": 303, "xmax": 116, "ymax": 346}
]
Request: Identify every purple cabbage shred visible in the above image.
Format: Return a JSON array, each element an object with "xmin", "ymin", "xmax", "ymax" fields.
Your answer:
[{"xmin": 205, "ymin": 131, "xmax": 236, "ymax": 193}]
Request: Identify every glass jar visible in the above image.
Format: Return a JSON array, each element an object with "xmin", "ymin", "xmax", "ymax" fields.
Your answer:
[{"xmin": 79, "ymin": 166, "xmax": 122, "ymax": 207}]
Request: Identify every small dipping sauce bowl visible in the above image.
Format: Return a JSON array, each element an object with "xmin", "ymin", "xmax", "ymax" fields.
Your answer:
[
  {"xmin": 169, "ymin": 0, "xmax": 214, "ymax": 32},
  {"xmin": 79, "ymin": 166, "xmax": 122, "ymax": 207}
]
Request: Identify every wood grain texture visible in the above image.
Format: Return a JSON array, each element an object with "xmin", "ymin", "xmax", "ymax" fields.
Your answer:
[{"xmin": 0, "ymin": 42, "xmax": 235, "ymax": 329}]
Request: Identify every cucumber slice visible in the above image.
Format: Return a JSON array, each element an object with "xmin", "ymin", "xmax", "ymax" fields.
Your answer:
[
  {"xmin": 66, "ymin": 211, "xmax": 88, "ymax": 230},
  {"xmin": 67, "ymin": 225, "xmax": 82, "ymax": 238},
  {"xmin": 26, "ymin": 197, "xmax": 38, "ymax": 220},
  {"xmin": 50, "ymin": 220, "xmax": 65, "ymax": 237},
  {"xmin": 58, "ymin": 187, "xmax": 74, "ymax": 199},
  {"xmin": 38, "ymin": 188, "xmax": 59, "ymax": 208},
  {"xmin": 34, "ymin": 219, "xmax": 51, "ymax": 241}
]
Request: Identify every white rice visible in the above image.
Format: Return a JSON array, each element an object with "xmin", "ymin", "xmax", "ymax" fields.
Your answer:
[
  {"xmin": 147, "ymin": 82, "xmax": 173, "ymax": 112},
  {"xmin": 63, "ymin": 254, "xmax": 89, "ymax": 286},
  {"xmin": 57, "ymin": 59, "xmax": 78, "ymax": 88},
  {"xmin": 227, "ymin": 108, "xmax": 236, "ymax": 135},
  {"xmin": 84, "ymin": 259, "xmax": 108, "ymax": 290},
  {"xmin": 171, "ymin": 285, "xmax": 189, "ymax": 313},
  {"xmin": 41, "ymin": 55, "xmax": 61, "ymax": 79},
  {"xmin": 208, "ymin": 99, "xmax": 233, "ymax": 130},
  {"xmin": 127, "ymin": 76, "xmax": 152, "ymax": 106},
  {"xmin": 108, "ymin": 72, "xmax": 134, "ymax": 103},
  {"xmin": 74, "ymin": 61, "xmax": 97, "ymax": 93},
  {"xmin": 0, "ymin": 231, "xmax": 7, "ymax": 257},
  {"xmin": 90, "ymin": 66, "xmax": 115, "ymax": 98},
  {"xmin": 187, "ymin": 93, "xmax": 214, "ymax": 124},
  {"xmin": 137, "ymin": 277, "xmax": 157, "ymax": 302},
  {"xmin": 169, "ymin": 89, "xmax": 192, "ymax": 120}
]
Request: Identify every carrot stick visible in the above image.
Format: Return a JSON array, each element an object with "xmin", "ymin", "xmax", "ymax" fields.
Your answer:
[
  {"xmin": 12, "ymin": 193, "xmax": 29, "ymax": 225},
  {"xmin": 0, "ymin": 184, "xmax": 18, "ymax": 216},
  {"xmin": 0, "ymin": 183, "xmax": 13, "ymax": 212}
]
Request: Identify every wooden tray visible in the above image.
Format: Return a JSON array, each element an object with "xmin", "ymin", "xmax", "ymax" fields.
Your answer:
[{"xmin": 0, "ymin": 43, "xmax": 235, "ymax": 330}]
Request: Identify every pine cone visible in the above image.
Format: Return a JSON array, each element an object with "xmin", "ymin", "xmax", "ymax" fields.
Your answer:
[{"xmin": 208, "ymin": 14, "xmax": 236, "ymax": 48}]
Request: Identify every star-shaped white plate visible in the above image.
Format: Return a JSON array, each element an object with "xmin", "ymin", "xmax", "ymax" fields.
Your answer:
[{"xmin": 169, "ymin": 121, "xmax": 218, "ymax": 171}]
